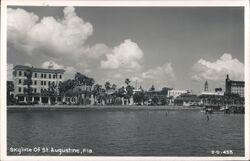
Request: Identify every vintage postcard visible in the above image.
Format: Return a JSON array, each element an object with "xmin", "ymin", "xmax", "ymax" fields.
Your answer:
[{"xmin": 1, "ymin": 0, "xmax": 249, "ymax": 161}]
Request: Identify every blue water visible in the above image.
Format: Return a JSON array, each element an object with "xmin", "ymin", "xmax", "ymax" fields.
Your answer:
[{"xmin": 7, "ymin": 108, "xmax": 244, "ymax": 156}]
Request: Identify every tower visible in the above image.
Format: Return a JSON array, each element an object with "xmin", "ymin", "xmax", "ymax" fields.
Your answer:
[
  {"xmin": 204, "ymin": 80, "xmax": 208, "ymax": 91},
  {"xmin": 225, "ymin": 74, "xmax": 230, "ymax": 93}
]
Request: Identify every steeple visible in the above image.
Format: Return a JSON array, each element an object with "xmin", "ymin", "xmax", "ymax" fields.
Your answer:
[{"xmin": 204, "ymin": 80, "xmax": 208, "ymax": 91}]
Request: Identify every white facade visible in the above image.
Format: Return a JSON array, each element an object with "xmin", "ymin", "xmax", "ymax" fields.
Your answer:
[
  {"xmin": 13, "ymin": 65, "xmax": 65, "ymax": 96},
  {"xmin": 168, "ymin": 90, "xmax": 189, "ymax": 98},
  {"xmin": 201, "ymin": 91, "xmax": 224, "ymax": 96}
]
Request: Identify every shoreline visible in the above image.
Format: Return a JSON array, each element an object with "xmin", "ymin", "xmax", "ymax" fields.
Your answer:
[{"xmin": 7, "ymin": 105, "xmax": 204, "ymax": 111}]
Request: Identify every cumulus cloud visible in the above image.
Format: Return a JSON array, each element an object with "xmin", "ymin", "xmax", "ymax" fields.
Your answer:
[
  {"xmin": 8, "ymin": 7, "xmax": 144, "ymax": 75},
  {"xmin": 85, "ymin": 44, "xmax": 110, "ymax": 59},
  {"xmin": 101, "ymin": 39, "xmax": 144, "ymax": 70},
  {"xmin": 8, "ymin": 7, "xmax": 93, "ymax": 59},
  {"xmin": 130, "ymin": 76, "xmax": 144, "ymax": 83},
  {"xmin": 192, "ymin": 53, "xmax": 244, "ymax": 81},
  {"xmin": 113, "ymin": 73, "xmax": 122, "ymax": 78},
  {"xmin": 142, "ymin": 63, "xmax": 175, "ymax": 80}
]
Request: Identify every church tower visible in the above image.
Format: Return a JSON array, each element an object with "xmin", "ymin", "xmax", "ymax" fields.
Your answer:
[{"xmin": 204, "ymin": 80, "xmax": 208, "ymax": 91}]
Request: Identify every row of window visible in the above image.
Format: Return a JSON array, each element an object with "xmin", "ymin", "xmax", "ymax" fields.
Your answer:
[
  {"xmin": 18, "ymin": 79, "xmax": 60, "ymax": 86},
  {"xmin": 18, "ymin": 71, "xmax": 62, "ymax": 79},
  {"xmin": 18, "ymin": 87, "xmax": 58, "ymax": 94},
  {"xmin": 18, "ymin": 87, "xmax": 38, "ymax": 93}
]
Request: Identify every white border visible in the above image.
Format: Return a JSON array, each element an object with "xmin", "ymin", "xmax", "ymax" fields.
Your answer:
[{"xmin": 1, "ymin": 0, "xmax": 249, "ymax": 161}]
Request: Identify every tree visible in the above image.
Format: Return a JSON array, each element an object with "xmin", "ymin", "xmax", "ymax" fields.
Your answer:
[
  {"xmin": 48, "ymin": 82, "xmax": 57, "ymax": 104},
  {"xmin": 23, "ymin": 68, "xmax": 33, "ymax": 103},
  {"xmin": 159, "ymin": 95, "xmax": 167, "ymax": 105},
  {"xmin": 58, "ymin": 79, "xmax": 77, "ymax": 103},
  {"xmin": 74, "ymin": 72, "xmax": 95, "ymax": 104},
  {"xmin": 7, "ymin": 81, "xmax": 15, "ymax": 105},
  {"xmin": 133, "ymin": 91, "xmax": 144, "ymax": 105},
  {"xmin": 88, "ymin": 78, "xmax": 95, "ymax": 87},
  {"xmin": 105, "ymin": 81, "xmax": 111, "ymax": 90},
  {"xmin": 152, "ymin": 95, "xmax": 159, "ymax": 105},
  {"xmin": 125, "ymin": 85, "xmax": 134, "ymax": 105},
  {"xmin": 92, "ymin": 84, "xmax": 102, "ymax": 104},
  {"xmin": 111, "ymin": 84, "xmax": 117, "ymax": 90},
  {"xmin": 125, "ymin": 78, "xmax": 131, "ymax": 86},
  {"xmin": 59, "ymin": 79, "xmax": 76, "ymax": 96}
]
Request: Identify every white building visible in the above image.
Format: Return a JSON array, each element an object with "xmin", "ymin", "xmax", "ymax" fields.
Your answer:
[
  {"xmin": 13, "ymin": 65, "xmax": 65, "ymax": 104},
  {"xmin": 168, "ymin": 89, "xmax": 189, "ymax": 98},
  {"xmin": 167, "ymin": 89, "xmax": 190, "ymax": 105}
]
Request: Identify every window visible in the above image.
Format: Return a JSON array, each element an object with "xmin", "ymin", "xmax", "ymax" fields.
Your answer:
[
  {"xmin": 19, "ymin": 71, "xmax": 22, "ymax": 76},
  {"xmin": 34, "ymin": 80, "xmax": 37, "ymax": 85},
  {"xmin": 18, "ymin": 87, "xmax": 22, "ymax": 92},
  {"xmin": 34, "ymin": 88, "xmax": 37, "ymax": 93},
  {"xmin": 60, "ymin": 74, "xmax": 62, "ymax": 79},
  {"xmin": 24, "ymin": 72, "xmax": 27, "ymax": 76},
  {"xmin": 53, "ymin": 75, "xmax": 56, "ymax": 79},
  {"xmin": 44, "ymin": 74, "xmax": 46, "ymax": 78},
  {"xmin": 41, "ymin": 74, "xmax": 44, "ymax": 78},
  {"xmin": 49, "ymin": 74, "xmax": 51, "ymax": 79},
  {"xmin": 19, "ymin": 79, "xmax": 22, "ymax": 84},
  {"xmin": 48, "ymin": 81, "xmax": 51, "ymax": 86},
  {"xmin": 34, "ymin": 73, "xmax": 37, "ymax": 78},
  {"xmin": 41, "ymin": 81, "xmax": 43, "ymax": 86},
  {"xmin": 44, "ymin": 81, "xmax": 46, "ymax": 86}
]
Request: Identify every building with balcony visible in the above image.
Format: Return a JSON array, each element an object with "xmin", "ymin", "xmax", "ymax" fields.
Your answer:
[{"xmin": 13, "ymin": 65, "xmax": 65, "ymax": 104}]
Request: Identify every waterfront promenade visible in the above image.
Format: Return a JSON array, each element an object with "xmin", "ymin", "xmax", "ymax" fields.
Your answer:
[{"xmin": 7, "ymin": 105, "xmax": 203, "ymax": 111}]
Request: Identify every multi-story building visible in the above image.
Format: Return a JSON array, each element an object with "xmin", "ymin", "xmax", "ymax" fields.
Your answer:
[
  {"xmin": 13, "ymin": 65, "xmax": 65, "ymax": 104},
  {"xmin": 225, "ymin": 74, "xmax": 244, "ymax": 97},
  {"xmin": 174, "ymin": 94, "xmax": 201, "ymax": 106},
  {"xmin": 167, "ymin": 89, "xmax": 190, "ymax": 105},
  {"xmin": 168, "ymin": 89, "xmax": 189, "ymax": 99}
]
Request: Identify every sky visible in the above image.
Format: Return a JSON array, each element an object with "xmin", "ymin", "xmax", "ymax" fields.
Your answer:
[{"xmin": 7, "ymin": 6, "xmax": 244, "ymax": 93}]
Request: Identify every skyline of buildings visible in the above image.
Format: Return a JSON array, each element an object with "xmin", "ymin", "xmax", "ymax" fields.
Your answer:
[
  {"xmin": 7, "ymin": 6, "xmax": 244, "ymax": 93},
  {"xmin": 7, "ymin": 64, "xmax": 245, "ymax": 106},
  {"xmin": 8, "ymin": 63, "xmax": 244, "ymax": 96}
]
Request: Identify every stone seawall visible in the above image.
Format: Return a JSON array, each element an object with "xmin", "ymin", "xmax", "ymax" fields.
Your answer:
[{"xmin": 7, "ymin": 105, "xmax": 203, "ymax": 111}]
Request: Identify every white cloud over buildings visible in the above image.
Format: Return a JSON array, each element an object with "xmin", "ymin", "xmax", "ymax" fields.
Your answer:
[
  {"xmin": 8, "ymin": 7, "xmax": 144, "ymax": 75},
  {"xmin": 192, "ymin": 53, "xmax": 244, "ymax": 81},
  {"xmin": 101, "ymin": 39, "xmax": 144, "ymax": 70},
  {"xmin": 142, "ymin": 62, "xmax": 175, "ymax": 80}
]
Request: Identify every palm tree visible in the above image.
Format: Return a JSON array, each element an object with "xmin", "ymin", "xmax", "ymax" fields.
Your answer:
[
  {"xmin": 105, "ymin": 81, "xmax": 111, "ymax": 90},
  {"xmin": 125, "ymin": 78, "xmax": 131, "ymax": 86},
  {"xmin": 111, "ymin": 84, "xmax": 117, "ymax": 90},
  {"xmin": 74, "ymin": 72, "xmax": 95, "ymax": 104},
  {"xmin": 58, "ymin": 79, "xmax": 77, "ymax": 103},
  {"xmin": 126, "ymin": 85, "xmax": 134, "ymax": 105},
  {"xmin": 93, "ymin": 84, "xmax": 102, "ymax": 104}
]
